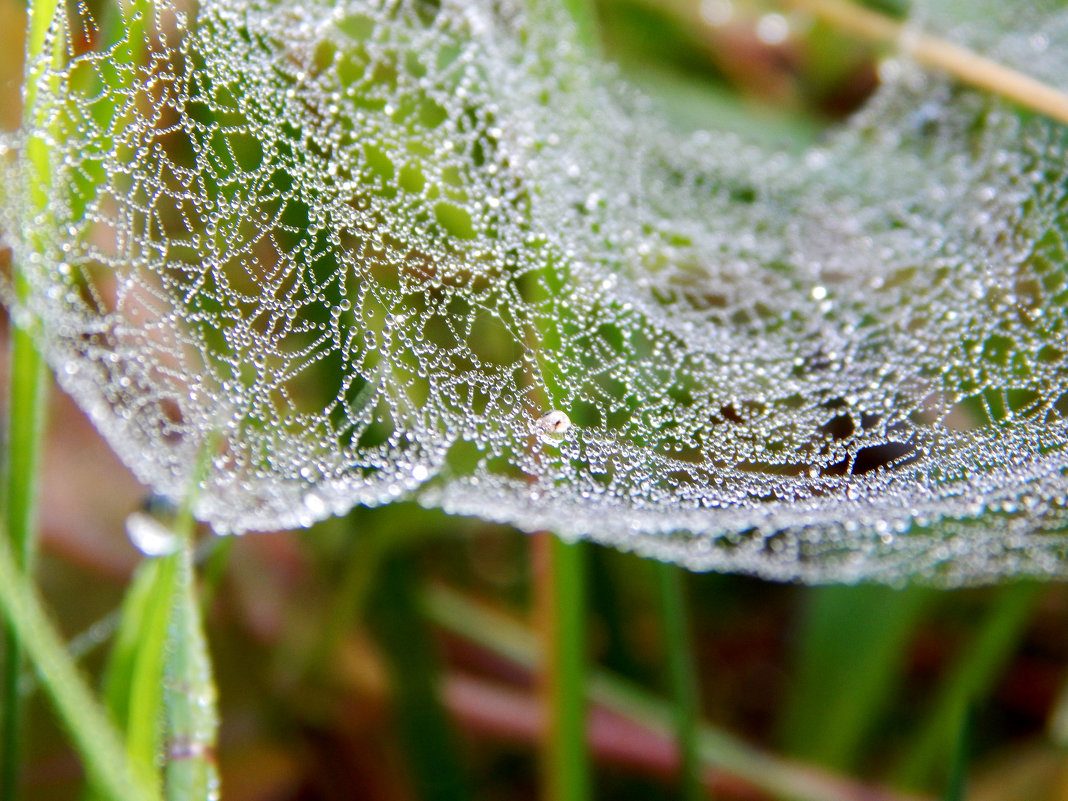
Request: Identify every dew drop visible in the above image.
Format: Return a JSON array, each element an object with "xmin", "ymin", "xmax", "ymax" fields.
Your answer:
[{"xmin": 125, "ymin": 511, "xmax": 180, "ymax": 557}]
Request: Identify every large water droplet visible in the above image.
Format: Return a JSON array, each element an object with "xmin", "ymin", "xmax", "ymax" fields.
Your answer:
[{"xmin": 126, "ymin": 511, "xmax": 180, "ymax": 557}]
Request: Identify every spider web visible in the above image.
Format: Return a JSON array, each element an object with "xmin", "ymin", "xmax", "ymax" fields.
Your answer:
[{"xmin": 4, "ymin": 0, "xmax": 1068, "ymax": 583}]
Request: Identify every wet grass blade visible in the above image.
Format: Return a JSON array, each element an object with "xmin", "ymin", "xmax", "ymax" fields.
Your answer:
[
  {"xmin": 162, "ymin": 532, "xmax": 219, "ymax": 801},
  {"xmin": 0, "ymin": 313, "xmax": 50, "ymax": 801},
  {"xmin": 427, "ymin": 583, "xmax": 927, "ymax": 801},
  {"xmin": 94, "ymin": 445, "xmax": 218, "ymax": 801},
  {"xmin": 87, "ymin": 555, "xmax": 180, "ymax": 801},
  {"xmin": 943, "ymin": 705, "xmax": 973, "ymax": 801}
]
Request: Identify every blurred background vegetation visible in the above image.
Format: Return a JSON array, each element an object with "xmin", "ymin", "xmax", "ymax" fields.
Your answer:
[{"xmin": 3, "ymin": 0, "xmax": 1068, "ymax": 800}]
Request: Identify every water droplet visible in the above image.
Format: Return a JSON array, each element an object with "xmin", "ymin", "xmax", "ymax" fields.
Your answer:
[
  {"xmin": 126, "ymin": 511, "xmax": 180, "ymax": 557},
  {"xmin": 303, "ymin": 492, "xmax": 326, "ymax": 517},
  {"xmin": 534, "ymin": 410, "xmax": 572, "ymax": 443}
]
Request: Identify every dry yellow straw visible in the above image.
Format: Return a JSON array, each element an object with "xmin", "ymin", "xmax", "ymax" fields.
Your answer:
[{"xmin": 783, "ymin": 0, "xmax": 1068, "ymax": 126}]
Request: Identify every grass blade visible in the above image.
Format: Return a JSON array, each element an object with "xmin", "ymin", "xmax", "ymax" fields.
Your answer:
[
  {"xmin": 942, "ymin": 705, "xmax": 973, "ymax": 801},
  {"xmin": 162, "ymin": 533, "xmax": 220, "ymax": 801},
  {"xmin": 896, "ymin": 582, "xmax": 1042, "ymax": 791},
  {"xmin": 534, "ymin": 533, "xmax": 590, "ymax": 801},
  {"xmin": 368, "ymin": 550, "xmax": 471, "ymax": 801},
  {"xmin": 428, "ymin": 583, "xmax": 928, "ymax": 801},
  {"xmin": 654, "ymin": 562, "xmax": 700, "ymax": 801},
  {"xmin": 1, "ymin": 0, "xmax": 63, "ymax": 792},
  {"xmin": 781, "ymin": 0, "xmax": 1068, "ymax": 126},
  {"xmin": 0, "ymin": 322, "xmax": 49, "ymax": 801},
  {"xmin": 92, "ymin": 445, "xmax": 218, "ymax": 801},
  {"xmin": 87, "ymin": 554, "xmax": 180, "ymax": 801},
  {"xmin": 781, "ymin": 585, "xmax": 931, "ymax": 771},
  {"xmin": 0, "ymin": 533, "xmax": 160, "ymax": 801}
]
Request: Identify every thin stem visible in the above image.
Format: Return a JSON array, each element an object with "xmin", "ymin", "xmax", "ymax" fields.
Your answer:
[
  {"xmin": 534, "ymin": 532, "xmax": 590, "ymax": 801},
  {"xmin": 781, "ymin": 0, "xmax": 1068, "ymax": 127},
  {"xmin": 306, "ymin": 507, "xmax": 446, "ymax": 680},
  {"xmin": 306, "ymin": 519, "xmax": 384, "ymax": 677},
  {"xmin": 18, "ymin": 609, "xmax": 121, "ymax": 698},
  {"xmin": 162, "ymin": 532, "xmax": 219, "ymax": 801},
  {"xmin": 942, "ymin": 706, "xmax": 973, "ymax": 801},
  {"xmin": 2, "ymin": 333, "xmax": 48, "ymax": 591},
  {"xmin": 520, "ymin": 0, "xmax": 598, "ymax": 791},
  {"xmin": 654, "ymin": 563, "xmax": 701, "ymax": 801}
]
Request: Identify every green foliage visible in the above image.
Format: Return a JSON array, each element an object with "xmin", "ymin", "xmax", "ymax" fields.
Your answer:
[
  {"xmin": 97, "ymin": 556, "xmax": 179, "ymax": 797},
  {"xmin": 781, "ymin": 585, "xmax": 933, "ymax": 771}
]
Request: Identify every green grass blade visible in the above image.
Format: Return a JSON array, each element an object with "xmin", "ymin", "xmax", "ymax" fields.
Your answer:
[
  {"xmin": 160, "ymin": 437, "xmax": 220, "ymax": 801},
  {"xmin": 480, "ymin": 0, "xmax": 598, "ymax": 792},
  {"xmin": 12, "ymin": 0, "xmax": 150, "ymax": 791},
  {"xmin": 0, "ymin": 533, "xmax": 160, "ymax": 801},
  {"xmin": 0, "ymin": 324, "xmax": 49, "ymax": 801},
  {"xmin": 24, "ymin": 0, "xmax": 59, "ymax": 78},
  {"xmin": 587, "ymin": 550, "xmax": 647, "ymax": 681},
  {"xmin": 654, "ymin": 562, "xmax": 700, "ymax": 801},
  {"xmin": 162, "ymin": 533, "xmax": 219, "ymax": 801},
  {"xmin": 304, "ymin": 505, "xmax": 448, "ymax": 681},
  {"xmin": 86, "ymin": 554, "xmax": 180, "ymax": 801},
  {"xmin": 306, "ymin": 520, "xmax": 383, "ymax": 678},
  {"xmin": 368, "ymin": 551, "xmax": 471, "ymax": 801},
  {"xmin": 92, "ymin": 443, "xmax": 217, "ymax": 801},
  {"xmin": 780, "ymin": 584, "xmax": 931, "ymax": 771},
  {"xmin": 942, "ymin": 705, "xmax": 973, "ymax": 801},
  {"xmin": 1, "ymin": 0, "xmax": 63, "ymax": 793},
  {"xmin": 535, "ymin": 534, "xmax": 590, "ymax": 801},
  {"xmin": 896, "ymin": 582, "xmax": 1042, "ymax": 791}
]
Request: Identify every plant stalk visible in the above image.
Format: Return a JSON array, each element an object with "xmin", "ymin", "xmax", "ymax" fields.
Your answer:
[
  {"xmin": 655, "ymin": 562, "xmax": 701, "ymax": 801},
  {"xmin": 534, "ymin": 532, "xmax": 590, "ymax": 801},
  {"xmin": 369, "ymin": 551, "xmax": 471, "ymax": 801},
  {"xmin": 1, "ymin": 0, "xmax": 61, "ymax": 791},
  {"xmin": 896, "ymin": 583, "xmax": 1041, "ymax": 790},
  {"xmin": 0, "ymin": 325, "xmax": 49, "ymax": 801},
  {"xmin": 781, "ymin": 0, "xmax": 1068, "ymax": 126}
]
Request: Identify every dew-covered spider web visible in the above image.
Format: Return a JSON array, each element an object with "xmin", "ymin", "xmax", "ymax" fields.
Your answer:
[{"xmin": 4, "ymin": 0, "xmax": 1068, "ymax": 583}]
